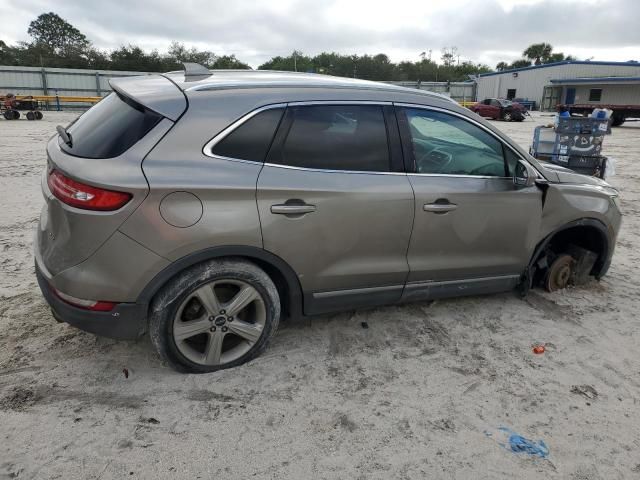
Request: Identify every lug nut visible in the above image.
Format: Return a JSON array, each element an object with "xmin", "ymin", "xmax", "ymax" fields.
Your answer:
[
  {"xmin": 221, "ymin": 326, "xmax": 228, "ymax": 332},
  {"xmin": 220, "ymin": 309, "xmax": 226, "ymax": 314},
  {"xmin": 210, "ymin": 326, "xmax": 216, "ymax": 332},
  {"xmin": 227, "ymin": 316, "xmax": 233, "ymax": 322},
  {"xmin": 209, "ymin": 316, "xmax": 214, "ymax": 321}
]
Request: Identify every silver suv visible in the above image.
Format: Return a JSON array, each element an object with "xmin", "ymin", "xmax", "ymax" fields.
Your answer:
[{"xmin": 35, "ymin": 64, "xmax": 622, "ymax": 372}]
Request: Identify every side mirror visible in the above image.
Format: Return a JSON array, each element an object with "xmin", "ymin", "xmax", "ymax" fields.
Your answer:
[{"xmin": 514, "ymin": 160, "xmax": 538, "ymax": 188}]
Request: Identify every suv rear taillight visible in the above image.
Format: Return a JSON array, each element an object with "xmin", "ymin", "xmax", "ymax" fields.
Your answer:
[
  {"xmin": 47, "ymin": 169, "xmax": 131, "ymax": 211},
  {"xmin": 52, "ymin": 286, "xmax": 116, "ymax": 312}
]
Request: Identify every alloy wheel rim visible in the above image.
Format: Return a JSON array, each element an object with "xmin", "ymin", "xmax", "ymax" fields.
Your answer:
[{"xmin": 173, "ymin": 279, "xmax": 266, "ymax": 366}]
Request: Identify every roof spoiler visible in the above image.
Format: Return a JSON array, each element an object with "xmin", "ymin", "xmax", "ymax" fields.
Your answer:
[{"xmin": 183, "ymin": 62, "xmax": 212, "ymax": 81}]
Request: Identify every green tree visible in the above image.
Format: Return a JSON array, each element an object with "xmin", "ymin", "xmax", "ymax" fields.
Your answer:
[
  {"xmin": 211, "ymin": 55, "xmax": 250, "ymax": 69},
  {"xmin": 167, "ymin": 42, "xmax": 215, "ymax": 67},
  {"xmin": 510, "ymin": 59, "xmax": 532, "ymax": 69},
  {"xmin": 109, "ymin": 45, "xmax": 165, "ymax": 71},
  {"xmin": 259, "ymin": 51, "xmax": 313, "ymax": 72},
  {"xmin": 27, "ymin": 12, "xmax": 90, "ymax": 58},
  {"xmin": 523, "ymin": 42, "xmax": 553, "ymax": 65},
  {"xmin": 495, "ymin": 61, "xmax": 509, "ymax": 71}
]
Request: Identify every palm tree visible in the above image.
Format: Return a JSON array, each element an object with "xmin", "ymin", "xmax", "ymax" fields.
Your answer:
[
  {"xmin": 523, "ymin": 43, "xmax": 553, "ymax": 65},
  {"xmin": 495, "ymin": 61, "xmax": 509, "ymax": 71}
]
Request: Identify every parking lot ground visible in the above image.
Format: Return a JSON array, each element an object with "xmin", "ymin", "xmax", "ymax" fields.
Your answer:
[{"xmin": 1, "ymin": 112, "xmax": 639, "ymax": 479}]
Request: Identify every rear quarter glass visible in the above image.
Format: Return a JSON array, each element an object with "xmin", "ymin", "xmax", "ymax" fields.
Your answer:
[{"xmin": 60, "ymin": 92, "xmax": 163, "ymax": 159}]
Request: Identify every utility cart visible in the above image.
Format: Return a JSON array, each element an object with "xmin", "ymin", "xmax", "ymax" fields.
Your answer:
[
  {"xmin": 1, "ymin": 94, "xmax": 44, "ymax": 120},
  {"xmin": 530, "ymin": 116, "xmax": 610, "ymax": 178}
]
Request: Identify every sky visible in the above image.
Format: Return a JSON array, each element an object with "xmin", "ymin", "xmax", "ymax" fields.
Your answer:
[{"xmin": 1, "ymin": 0, "xmax": 639, "ymax": 69}]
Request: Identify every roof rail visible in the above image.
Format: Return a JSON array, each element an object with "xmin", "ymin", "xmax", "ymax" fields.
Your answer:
[{"xmin": 183, "ymin": 62, "xmax": 212, "ymax": 80}]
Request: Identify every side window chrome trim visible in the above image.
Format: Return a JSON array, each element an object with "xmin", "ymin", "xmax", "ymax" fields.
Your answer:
[
  {"xmin": 407, "ymin": 173, "xmax": 512, "ymax": 179},
  {"xmin": 393, "ymin": 102, "xmax": 526, "ymax": 165},
  {"xmin": 202, "ymin": 103, "xmax": 287, "ymax": 162},
  {"xmin": 202, "ymin": 101, "xmax": 394, "ymax": 169},
  {"xmin": 287, "ymin": 100, "xmax": 393, "ymax": 106},
  {"xmin": 263, "ymin": 162, "xmax": 407, "ymax": 176}
]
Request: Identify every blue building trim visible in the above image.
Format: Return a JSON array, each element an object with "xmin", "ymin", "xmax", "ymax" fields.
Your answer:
[
  {"xmin": 550, "ymin": 76, "xmax": 640, "ymax": 84},
  {"xmin": 478, "ymin": 60, "xmax": 640, "ymax": 78}
]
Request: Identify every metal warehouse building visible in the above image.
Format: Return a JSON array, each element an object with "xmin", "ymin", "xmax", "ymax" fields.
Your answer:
[{"xmin": 476, "ymin": 61, "xmax": 640, "ymax": 110}]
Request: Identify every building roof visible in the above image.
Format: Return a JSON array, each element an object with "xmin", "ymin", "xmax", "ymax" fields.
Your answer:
[
  {"xmin": 549, "ymin": 76, "xmax": 640, "ymax": 84},
  {"xmin": 162, "ymin": 69, "xmax": 455, "ymax": 102},
  {"xmin": 478, "ymin": 60, "xmax": 640, "ymax": 78}
]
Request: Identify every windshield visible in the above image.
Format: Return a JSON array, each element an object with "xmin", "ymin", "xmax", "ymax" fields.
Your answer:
[{"xmin": 59, "ymin": 92, "xmax": 163, "ymax": 159}]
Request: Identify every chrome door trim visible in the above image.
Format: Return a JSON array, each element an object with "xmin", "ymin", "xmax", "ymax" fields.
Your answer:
[
  {"xmin": 203, "ymin": 101, "xmax": 399, "ymax": 175},
  {"xmin": 262, "ymin": 162, "xmax": 407, "ymax": 176},
  {"xmin": 287, "ymin": 100, "xmax": 393, "ymax": 106},
  {"xmin": 313, "ymin": 284, "xmax": 404, "ymax": 299},
  {"xmin": 202, "ymin": 103, "xmax": 287, "ymax": 161},
  {"xmin": 404, "ymin": 274, "xmax": 520, "ymax": 289},
  {"xmin": 408, "ymin": 173, "xmax": 512, "ymax": 180}
]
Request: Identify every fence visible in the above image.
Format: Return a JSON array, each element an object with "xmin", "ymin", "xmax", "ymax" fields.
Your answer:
[
  {"xmin": 0, "ymin": 65, "xmax": 148, "ymax": 109},
  {"xmin": 1, "ymin": 66, "xmax": 478, "ymax": 110},
  {"xmin": 386, "ymin": 81, "xmax": 477, "ymax": 103}
]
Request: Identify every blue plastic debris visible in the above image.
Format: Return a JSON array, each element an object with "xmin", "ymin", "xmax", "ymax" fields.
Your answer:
[{"xmin": 485, "ymin": 427, "xmax": 549, "ymax": 459}]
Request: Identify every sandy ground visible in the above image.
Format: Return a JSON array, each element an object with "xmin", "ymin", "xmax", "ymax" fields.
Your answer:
[{"xmin": 1, "ymin": 111, "xmax": 639, "ymax": 480}]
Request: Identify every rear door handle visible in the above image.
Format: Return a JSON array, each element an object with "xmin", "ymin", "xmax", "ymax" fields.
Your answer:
[
  {"xmin": 271, "ymin": 204, "xmax": 316, "ymax": 215},
  {"xmin": 423, "ymin": 202, "xmax": 458, "ymax": 213}
]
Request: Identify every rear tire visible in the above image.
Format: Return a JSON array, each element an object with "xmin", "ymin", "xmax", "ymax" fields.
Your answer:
[
  {"xmin": 35, "ymin": 111, "xmax": 43, "ymax": 120},
  {"xmin": 611, "ymin": 115, "xmax": 625, "ymax": 127},
  {"xmin": 502, "ymin": 111, "xmax": 513, "ymax": 122},
  {"xmin": 26, "ymin": 111, "xmax": 35, "ymax": 121},
  {"xmin": 149, "ymin": 258, "xmax": 281, "ymax": 373}
]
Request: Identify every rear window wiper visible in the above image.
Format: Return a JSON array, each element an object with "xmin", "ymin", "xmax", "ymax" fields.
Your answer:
[{"xmin": 56, "ymin": 125, "xmax": 73, "ymax": 148}]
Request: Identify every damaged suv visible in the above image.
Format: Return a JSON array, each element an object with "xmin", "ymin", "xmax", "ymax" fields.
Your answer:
[{"xmin": 35, "ymin": 64, "xmax": 621, "ymax": 373}]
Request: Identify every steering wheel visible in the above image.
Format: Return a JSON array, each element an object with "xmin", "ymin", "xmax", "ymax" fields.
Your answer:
[{"xmin": 416, "ymin": 148, "xmax": 452, "ymax": 173}]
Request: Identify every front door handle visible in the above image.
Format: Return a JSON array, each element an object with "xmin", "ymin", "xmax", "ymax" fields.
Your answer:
[
  {"xmin": 271, "ymin": 203, "xmax": 316, "ymax": 215},
  {"xmin": 423, "ymin": 202, "xmax": 458, "ymax": 213}
]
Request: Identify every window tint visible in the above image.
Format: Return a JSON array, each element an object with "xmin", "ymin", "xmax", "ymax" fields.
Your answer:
[
  {"xmin": 60, "ymin": 92, "xmax": 163, "ymax": 159},
  {"xmin": 403, "ymin": 108, "xmax": 508, "ymax": 177},
  {"xmin": 212, "ymin": 107, "xmax": 284, "ymax": 162},
  {"xmin": 589, "ymin": 88, "xmax": 602, "ymax": 102},
  {"xmin": 271, "ymin": 105, "xmax": 390, "ymax": 172}
]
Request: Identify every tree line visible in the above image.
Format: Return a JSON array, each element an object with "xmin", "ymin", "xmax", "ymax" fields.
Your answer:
[
  {"xmin": 1, "ymin": 12, "xmax": 577, "ymax": 82},
  {"xmin": 0, "ymin": 12, "xmax": 250, "ymax": 72}
]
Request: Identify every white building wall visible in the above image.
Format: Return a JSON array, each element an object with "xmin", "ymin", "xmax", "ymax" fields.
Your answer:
[
  {"xmin": 476, "ymin": 63, "xmax": 640, "ymax": 108},
  {"xmin": 572, "ymin": 84, "xmax": 640, "ymax": 105}
]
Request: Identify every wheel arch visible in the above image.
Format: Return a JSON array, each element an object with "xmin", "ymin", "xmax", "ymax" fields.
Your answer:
[
  {"xmin": 529, "ymin": 218, "xmax": 611, "ymax": 279},
  {"xmin": 138, "ymin": 245, "xmax": 304, "ymax": 319}
]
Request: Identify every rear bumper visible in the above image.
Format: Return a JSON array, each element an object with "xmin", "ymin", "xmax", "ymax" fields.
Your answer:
[{"xmin": 35, "ymin": 260, "xmax": 147, "ymax": 340}]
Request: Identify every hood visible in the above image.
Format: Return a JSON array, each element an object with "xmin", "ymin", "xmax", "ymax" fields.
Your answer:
[{"xmin": 538, "ymin": 162, "xmax": 617, "ymax": 190}]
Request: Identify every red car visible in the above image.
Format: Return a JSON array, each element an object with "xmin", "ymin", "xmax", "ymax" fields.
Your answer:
[{"xmin": 471, "ymin": 98, "xmax": 526, "ymax": 122}]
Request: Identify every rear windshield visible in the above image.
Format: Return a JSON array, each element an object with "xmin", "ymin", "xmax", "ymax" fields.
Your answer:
[{"xmin": 59, "ymin": 92, "xmax": 163, "ymax": 159}]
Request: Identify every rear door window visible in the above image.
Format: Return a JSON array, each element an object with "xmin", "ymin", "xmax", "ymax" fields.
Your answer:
[
  {"xmin": 269, "ymin": 105, "xmax": 391, "ymax": 172},
  {"xmin": 211, "ymin": 108, "xmax": 284, "ymax": 162},
  {"xmin": 60, "ymin": 92, "xmax": 163, "ymax": 159}
]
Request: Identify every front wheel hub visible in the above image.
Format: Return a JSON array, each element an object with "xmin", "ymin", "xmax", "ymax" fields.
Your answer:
[{"xmin": 545, "ymin": 254, "xmax": 575, "ymax": 292}]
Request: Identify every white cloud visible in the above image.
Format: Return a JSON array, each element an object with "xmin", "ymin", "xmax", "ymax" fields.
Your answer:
[{"xmin": 2, "ymin": 0, "xmax": 639, "ymax": 68}]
